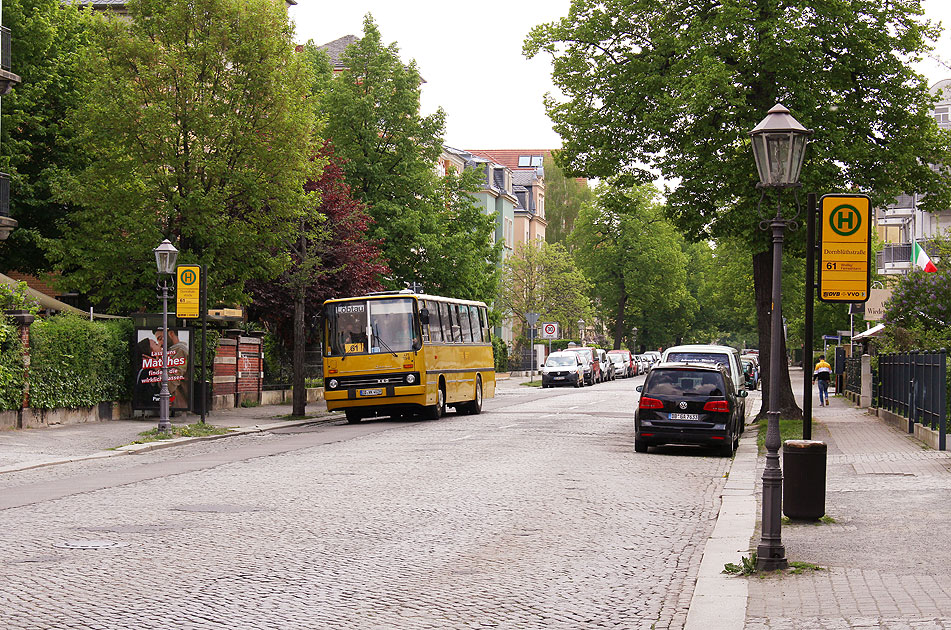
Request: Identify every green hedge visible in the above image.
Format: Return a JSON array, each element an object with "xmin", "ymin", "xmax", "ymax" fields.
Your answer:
[
  {"xmin": 29, "ymin": 315, "xmax": 134, "ymax": 409},
  {"xmin": 0, "ymin": 316, "xmax": 25, "ymax": 410},
  {"xmin": 492, "ymin": 336, "xmax": 508, "ymax": 372}
]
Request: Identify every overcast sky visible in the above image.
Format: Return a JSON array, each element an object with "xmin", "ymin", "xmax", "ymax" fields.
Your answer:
[{"xmin": 289, "ymin": 0, "xmax": 951, "ymax": 151}]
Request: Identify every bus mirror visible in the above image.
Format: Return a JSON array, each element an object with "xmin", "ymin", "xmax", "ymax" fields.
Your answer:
[{"xmin": 419, "ymin": 308, "xmax": 430, "ymax": 325}]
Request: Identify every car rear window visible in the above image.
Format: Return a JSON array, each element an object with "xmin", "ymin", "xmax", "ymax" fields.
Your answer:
[
  {"xmin": 645, "ymin": 370, "xmax": 726, "ymax": 396},
  {"xmin": 665, "ymin": 352, "xmax": 730, "ymax": 368}
]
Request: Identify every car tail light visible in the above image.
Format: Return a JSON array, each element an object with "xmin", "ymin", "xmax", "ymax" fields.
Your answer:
[
  {"xmin": 710, "ymin": 435, "xmax": 726, "ymax": 440},
  {"xmin": 639, "ymin": 396, "xmax": 663, "ymax": 410},
  {"xmin": 703, "ymin": 400, "xmax": 731, "ymax": 413}
]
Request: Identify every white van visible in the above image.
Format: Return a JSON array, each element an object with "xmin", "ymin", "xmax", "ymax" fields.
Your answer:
[{"xmin": 661, "ymin": 344, "xmax": 748, "ymax": 420}]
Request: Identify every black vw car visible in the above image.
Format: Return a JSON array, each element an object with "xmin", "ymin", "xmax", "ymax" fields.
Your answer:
[{"xmin": 634, "ymin": 362, "xmax": 747, "ymax": 457}]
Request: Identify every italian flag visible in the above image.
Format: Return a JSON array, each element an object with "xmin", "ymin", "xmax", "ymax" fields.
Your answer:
[{"xmin": 913, "ymin": 242, "xmax": 937, "ymax": 272}]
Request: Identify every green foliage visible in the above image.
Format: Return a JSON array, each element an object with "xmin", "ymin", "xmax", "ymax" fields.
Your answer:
[
  {"xmin": 0, "ymin": 317, "xmax": 25, "ymax": 410},
  {"xmin": 133, "ymin": 422, "xmax": 229, "ymax": 443},
  {"xmin": 543, "ymin": 153, "xmax": 593, "ymax": 248},
  {"xmin": 316, "ymin": 16, "xmax": 445, "ymax": 288},
  {"xmin": 723, "ymin": 552, "xmax": 758, "ymax": 576},
  {"xmin": 262, "ymin": 329, "xmax": 293, "ymax": 385},
  {"xmin": 50, "ymin": 0, "xmax": 318, "ymax": 312},
  {"xmin": 880, "ymin": 233, "xmax": 951, "ymax": 352},
  {"xmin": 0, "ymin": 0, "xmax": 91, "ymax": 273},
  {"xmin": 492, "ymin": 336, "xmax": 509, "ymax": 372},
  {"xmin": 0, "ymin": 281, "xmax": 40, "ymax": 314},
  {"xmin": 756, "ymin": 417, "xmax": 806, "ymax": 453},
  {"xmin": 499, "ymin": 240, "xmax": 592, "ymax": 339},
  {"xmin": 28, "ymin": 314, "xmax": 134, "ymax": 408},
  {"xmin": 526, "ymin": 0, "xmax": 951, "ymax": 256},
  {"xmin": 191, "ymin": 329, "xmax": 220, "ymax": 382},
  {"xmin": 571, "ymin": 182, "xmax": 695, "ymax": 349}
]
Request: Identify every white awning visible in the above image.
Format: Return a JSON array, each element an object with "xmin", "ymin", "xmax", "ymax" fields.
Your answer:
[{"xmin": 853, "ymin": 323, "xmax": 885, "ymax": 340}]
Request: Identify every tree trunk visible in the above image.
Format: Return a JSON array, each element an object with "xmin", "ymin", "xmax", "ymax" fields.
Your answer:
[
  {"xmin": 752, "ymin": 249, "xmax": 801, "ymax": 421},
  {"xmin": 292, "ymin": 288, "xmax": 306, "ymax": 417},
  {"xmin": 613, "ymin": 282, "xmax": 627, "ymax": 350}
]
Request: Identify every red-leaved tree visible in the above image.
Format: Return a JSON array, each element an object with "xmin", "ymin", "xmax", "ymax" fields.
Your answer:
[{"xmin": 249, "ymin": 142, "xmax": 387, "ymax": 414}]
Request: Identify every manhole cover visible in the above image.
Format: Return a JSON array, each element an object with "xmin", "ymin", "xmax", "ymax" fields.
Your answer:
[
  {"xmin": 172, "ymin": 504, "xmax": 267, "ymax": 513},
  {"xmin": 54, "ymin": 540, "xmax": 130, "ymax": 550}
]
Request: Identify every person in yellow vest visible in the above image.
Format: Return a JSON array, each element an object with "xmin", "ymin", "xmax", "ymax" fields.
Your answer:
[{"xmin": 813, "ymin": 355, "xmax": 832, "ymax": 406}]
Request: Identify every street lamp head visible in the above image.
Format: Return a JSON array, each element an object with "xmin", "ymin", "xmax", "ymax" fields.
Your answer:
[
  {"xmin": 750, "ymin": 104, "xmax": 812, "ymax": 188},
  {"xmin": 153, "ymin": 239, "xmax": 179, "ymax": 275}
]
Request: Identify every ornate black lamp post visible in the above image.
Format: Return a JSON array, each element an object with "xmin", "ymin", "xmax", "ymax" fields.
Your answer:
[
  {"xmin": 750, "ymin": 104, "xmax": 812, "ymax": 571},
  {"xmin": 577, "ymin": 318, "xmax": 585, "ymax": 343},
  {"xmin": 153, "ymin": 239, "xmax": 178, "ymax": 433}
]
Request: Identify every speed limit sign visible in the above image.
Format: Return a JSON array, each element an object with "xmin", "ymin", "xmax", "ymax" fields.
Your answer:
[{"xmin": 540, "ymin": 322, "xmax": 559, "ymax": 339}]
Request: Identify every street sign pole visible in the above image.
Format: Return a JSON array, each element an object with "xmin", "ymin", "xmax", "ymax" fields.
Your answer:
[
  {"xmin": 200, "ymin": 265, "xmax": 207, "ymax": 425},
  {"xmin": 526, "ymin": 312, "xmax": 540, "ymax": 380},
  {"xmin": 803, "ymin": 193, "xmax": 816, "ymax": 440}
]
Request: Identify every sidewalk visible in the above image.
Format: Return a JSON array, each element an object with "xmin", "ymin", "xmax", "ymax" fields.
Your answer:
[
  {"xmin": 0, "ymin": 402, "xmax": 338, "ymax": 474},
  {"xmin": 689, "ymin": 367, "xmax": 951, "ymax": 629}
]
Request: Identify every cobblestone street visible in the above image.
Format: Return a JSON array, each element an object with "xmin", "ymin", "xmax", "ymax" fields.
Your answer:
[{"xmin": 0, "ymin": 377, "xmax": 733, "ymax": 629}]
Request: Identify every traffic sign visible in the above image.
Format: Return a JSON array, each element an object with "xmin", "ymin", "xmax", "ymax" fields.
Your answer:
[
  {"xmin": 818, "ymin": 194, "xmax": 871, "ymax": 303},
  {"xmin": 176, "ymin": 264, "xmax": 201, "ymax": 318},
  {"xmin": 540, "ymin": 322, "xmax": 559, "ymax": 339},
  {"xmin": 526, "ymin": 312, "xmax": 540, "ymax": 327}
]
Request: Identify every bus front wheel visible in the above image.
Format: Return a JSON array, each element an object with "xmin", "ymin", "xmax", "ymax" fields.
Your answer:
[
  {"xmin": 425, "ymin": 384, "xmax": 445, "ymax": 420},
  {"xmin": 345, "ymin": 409, "xmax": 362, "ymax": 424}
]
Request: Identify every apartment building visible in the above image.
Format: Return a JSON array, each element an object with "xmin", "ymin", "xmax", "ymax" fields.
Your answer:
[{"xmin": 0, "ymin": 4, "xmax": 22, "ymax": 240}]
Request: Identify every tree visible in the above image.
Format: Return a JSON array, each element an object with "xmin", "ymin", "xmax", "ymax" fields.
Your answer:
[
  {"xmin": 0, "ymin": 0, "xmax": 90, "ymax": 273},
  {"xmin": 498, "ymin": 240, "xmax": 591, "ymax": 339},
  {"xmin": 571, "ymin": 182, "xmax": 695, "ymax": 350},
  {"xmin": 315, "ymin": 17, "xmax": 443, "ymax": 289},
  {"xmin": 48, "ymin": 0, "xmax": 317, "ymax": 313},
  {"xmin": 543, "ymin": 153, "xmax": 593, "ymax": 248},
  {"xmin": 248, "ymin": 142, "xmax": 388, "ymax": 415},
  {"xmin": 526, "ymin": 0, "xmax": 951, "ymax": 418}
]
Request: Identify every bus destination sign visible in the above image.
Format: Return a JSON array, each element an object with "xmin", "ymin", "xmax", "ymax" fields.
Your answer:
[{"xmin": 818, "ymin": 194, "xmax": 871, "ymax": 303}]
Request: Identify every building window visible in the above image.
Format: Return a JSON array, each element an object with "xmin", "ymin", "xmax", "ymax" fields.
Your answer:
[{"xmin": 518, "ymin": 155, "xmax": 543, "ymax": 168}]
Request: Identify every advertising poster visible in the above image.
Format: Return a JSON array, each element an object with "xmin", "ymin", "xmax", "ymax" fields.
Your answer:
[{"xmin": 132, "ymin": 327, "xmax": 192, "ymax": 411}]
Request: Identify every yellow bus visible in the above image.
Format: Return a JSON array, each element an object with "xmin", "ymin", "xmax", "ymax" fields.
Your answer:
[{"xmin": 322, "ymin": 290, "xmax": 496, "ymax": 423}]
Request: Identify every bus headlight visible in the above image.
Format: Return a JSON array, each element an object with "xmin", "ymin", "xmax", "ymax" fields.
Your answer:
[
  {"xmin": 328, "ymin": 379, "xmax": 338, "ymax": 389},
  {"xmin": 406, "ymin": 374, "xmax": 416, "ymax": 384}
]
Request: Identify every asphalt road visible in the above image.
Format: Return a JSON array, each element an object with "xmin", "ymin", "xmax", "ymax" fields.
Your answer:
[{"xmin": 0, "ymin": 374, "xmax": 734, "ymax": 630}]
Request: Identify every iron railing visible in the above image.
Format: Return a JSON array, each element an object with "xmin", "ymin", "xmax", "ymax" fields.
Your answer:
[
  {"xmin": 876, "ymin": 243, "xmax": 912, "ymax": 270},
  {"xmin": 844, "ymin": 357, "xmax": 862, "ymax": 396},
  {"xmin": 878, "ymin": 349, "xmax": 948, "ymax": 450}
]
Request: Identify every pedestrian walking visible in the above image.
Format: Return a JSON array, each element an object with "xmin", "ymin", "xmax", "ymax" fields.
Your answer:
[{"xmin": 813, "ymin": 354, "xmax": 832, "ymax": 406}]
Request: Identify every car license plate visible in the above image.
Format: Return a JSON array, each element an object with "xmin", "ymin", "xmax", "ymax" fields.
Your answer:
[
  {"xmin": 554, "ymin": 376, "xmax": 565, "ymax": 380},
  {"xmin": 359, "ymin": 389, "xmax": 383, "ymax": 396},
  {"xmin": 669, "ymin": 413, "xmax": 700, "ymax": 421}
]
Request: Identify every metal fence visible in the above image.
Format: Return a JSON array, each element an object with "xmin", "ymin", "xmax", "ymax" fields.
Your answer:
[
  {"xmin": 844, "ymin": 357, "xmax": 862, "ymax": 396},
  {"xmin": 878, "ymin": 349, "xmax": 948, "ymax": 450}
]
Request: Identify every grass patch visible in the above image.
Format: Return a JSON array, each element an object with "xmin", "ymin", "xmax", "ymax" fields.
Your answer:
[
  {"xmin": 239, "ymin": 399, "xmax": 260, "ymax": 408},
  {"xmin": 132, "ymin": 423, "xmax": 229, "ymax": 444},
  {"xmin": 788, "ymin": 561, "xmax": 825, "ymax": 574},
  {"xmin": 783, "ymin": 514, "xmax": 837, "ymax": 526},
  {"xmin": 756, "ymin": 417, "xmax": 806, "ymax": 454},
  {"xmin": 723, "ymin": 552, "xmax": 757, "ymax": 576},
  {"xmin": 521, "ymin": 380, "xmax": 543, "ymax": 387},
  {"xmin": 819, "ymin": 515, "xmax": 837, "ymax": 524}
]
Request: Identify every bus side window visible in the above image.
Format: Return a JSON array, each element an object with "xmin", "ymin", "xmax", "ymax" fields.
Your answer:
[
  {"xmin": 419, "ymin": 300, "xmax": 430, "ymax": 343},
  {"xmin": 468, "ymin": 305, "xmax": 481, "ymax": 342},
  {"xmin": 460, "ymin": 304, "xmax": 474, "ymax": 343},
  {"xmin": 479, "ymin": 307, "xmax": 490, "ymax": 341},
  {"xmin": 439, "ymin": 301, "xmax": 452, "ymax": 343},
  {"xmin": 429, "ymin": 302, "xmax": 442, "ymax": 342},
  {"xmin": 450, "ymin": 304, "xmax": 462, "ymax": 342}
]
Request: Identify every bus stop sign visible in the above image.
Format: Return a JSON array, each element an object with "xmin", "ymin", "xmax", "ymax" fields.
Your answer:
[{"xmin": 818, "ymin": 194, "xmax": 871, "ymax": 303}]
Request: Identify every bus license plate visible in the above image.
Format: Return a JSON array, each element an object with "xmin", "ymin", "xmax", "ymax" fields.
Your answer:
[
  {"xmin": 359, "ymin": 389, "xmax": 383, "ymax": 397},
  {"xmin": 669, "ymin": 413, "xmax": 700, "ymax": 421}
]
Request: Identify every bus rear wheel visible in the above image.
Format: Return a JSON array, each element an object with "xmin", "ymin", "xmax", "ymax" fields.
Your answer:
[
  {"xmin": 345, "ymin": 409, "xmax": 362, "ymax": 424},
  {"xmin": 460, "ymin": 376, "xmax": 483, "ymax": 415}
]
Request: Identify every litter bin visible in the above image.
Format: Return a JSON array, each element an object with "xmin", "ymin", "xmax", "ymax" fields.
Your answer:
[{"xmin": 783, "ymin": 439, "xmax": 827, "ymax": 520}]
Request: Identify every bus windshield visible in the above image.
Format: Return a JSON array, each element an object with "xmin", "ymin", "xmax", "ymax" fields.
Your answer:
[{"xmin": 326, "ymin": 298, "xmax": 419, "ymax": 356}]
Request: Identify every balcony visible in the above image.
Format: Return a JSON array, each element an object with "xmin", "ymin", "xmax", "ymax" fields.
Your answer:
[
  {"xmin": 0, "ymin": 27, "xmax": 21, "ymax": 94},
  {"xmin": 876, "ymin": 243, "xmax": 912, "ymax": 275}
]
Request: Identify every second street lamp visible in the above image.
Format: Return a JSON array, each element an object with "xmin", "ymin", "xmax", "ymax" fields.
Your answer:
[
  {"xmin": 153, "ymin": 239, "xmax": 179, "ymax": 433},
  {"xmin": 750, "ymin": 104, "xmax": 812, "ymax": 571}
]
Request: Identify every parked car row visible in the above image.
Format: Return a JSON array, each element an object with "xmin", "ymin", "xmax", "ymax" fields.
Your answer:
[{"xmin": 541, "ymin": 346, "xmax": 644, "ymax": 388}]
